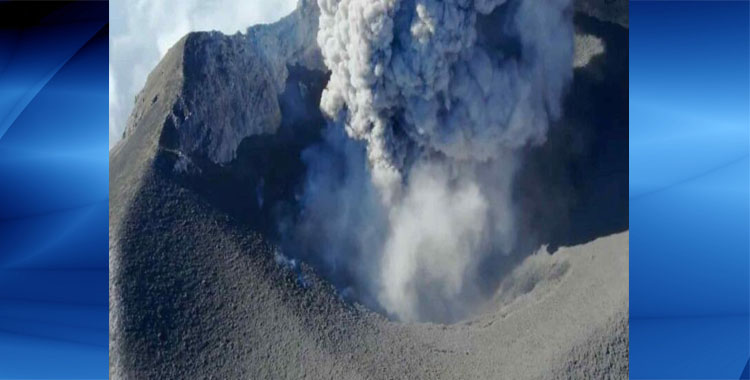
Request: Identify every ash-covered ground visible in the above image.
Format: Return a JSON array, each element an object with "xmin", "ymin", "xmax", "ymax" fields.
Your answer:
[{"xmin": 109, "ymin": 0, "xmax": 628, "ymax": 378}]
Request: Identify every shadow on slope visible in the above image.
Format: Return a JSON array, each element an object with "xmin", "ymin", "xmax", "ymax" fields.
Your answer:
[
  {"xmin": 475, "ymin": 13, "xmax": 628, "ymax": 315},
  {"xmin": 518, "ymin": 13, "xmax": 629, "ymax": 253}
]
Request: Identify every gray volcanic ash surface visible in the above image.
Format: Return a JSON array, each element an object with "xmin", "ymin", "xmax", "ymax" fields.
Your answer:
[{"xmin": 109, "ymin": 0, "xmax": 629, "ymax": 378}]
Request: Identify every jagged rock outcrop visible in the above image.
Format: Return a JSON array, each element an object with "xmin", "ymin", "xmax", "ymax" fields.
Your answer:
[{"xmin": 121, "ymin": 0, "xmax": 322, "ymax": 164}]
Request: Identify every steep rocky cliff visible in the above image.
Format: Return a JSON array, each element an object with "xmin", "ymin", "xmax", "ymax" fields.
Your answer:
[{"xmin": 120, "ymin": 0, "xmax": 322, "ymax": 165}]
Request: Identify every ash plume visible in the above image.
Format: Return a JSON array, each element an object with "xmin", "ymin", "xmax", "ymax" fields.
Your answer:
[{"xmin": 290, "ymin": 0, "xmax": 574, "ymax": 322}]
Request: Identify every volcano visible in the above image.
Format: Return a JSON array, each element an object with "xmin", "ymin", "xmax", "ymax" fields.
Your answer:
[{"xmin": 109, "ymin": 0, "xmax": 629, "ymax": 378}]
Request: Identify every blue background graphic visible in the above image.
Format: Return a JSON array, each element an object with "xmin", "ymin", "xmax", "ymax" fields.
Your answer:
[
  {"xmin": 0, "ymin": 1, "xmax": 109, "ymax": 379},
  {"xmin": 0, "ymin": 0, "xmax": 748, "ymax": 379},
  {"xmin": 630, "ymin": 1, "xmax": 750, "ymax": 379}
]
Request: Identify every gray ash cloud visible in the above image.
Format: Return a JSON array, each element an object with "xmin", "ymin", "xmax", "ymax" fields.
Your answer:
[{"xmin": 290, "ymin": 0, "xmax": 575, "ymax": 322}]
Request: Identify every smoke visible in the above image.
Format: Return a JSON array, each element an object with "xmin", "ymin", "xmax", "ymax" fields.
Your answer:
[
  {"xmin": 109, "ymin": 0, "xmax": 297, "ymax": 148},
  {"xmin": 379, "ymin": 159, "xmax": 517, "ymax": 321},
  {"xmin": 317, "ymin": 0, "xmax": 573, "ymax": 199},
  {"xmin": 289, "ymin": 0, "xmax": 574, "ymax": 322}
]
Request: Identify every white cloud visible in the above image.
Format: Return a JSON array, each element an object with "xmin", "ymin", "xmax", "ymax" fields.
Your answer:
[{"xmin": 109, "ymin": 0, "xmax": 298, "ymax": 148}]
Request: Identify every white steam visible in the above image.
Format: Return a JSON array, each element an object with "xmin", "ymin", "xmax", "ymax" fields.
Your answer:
[
  {"xmin": 297, "ymin": 0, "xmax": 574, "ymax": 321},
  {"xmin": 380, "ymin": 162, "xmax": 489, "ymax": 322}
]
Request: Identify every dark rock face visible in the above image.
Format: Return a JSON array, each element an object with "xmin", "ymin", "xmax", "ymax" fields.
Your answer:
[
  {"xmin": 167, "ymin": 64, "xmax": 329, "ymax": 235},
  {"xmin": 177, "ymin": 32, "xmax": 282, "ymax": 164},
  {"xmin": 516, "ymin": 12, "xmax": 629, "ymax": 253},
  {"xmin": 121, "ymin": 0, "xmax": 323, "ymax": 165}
]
